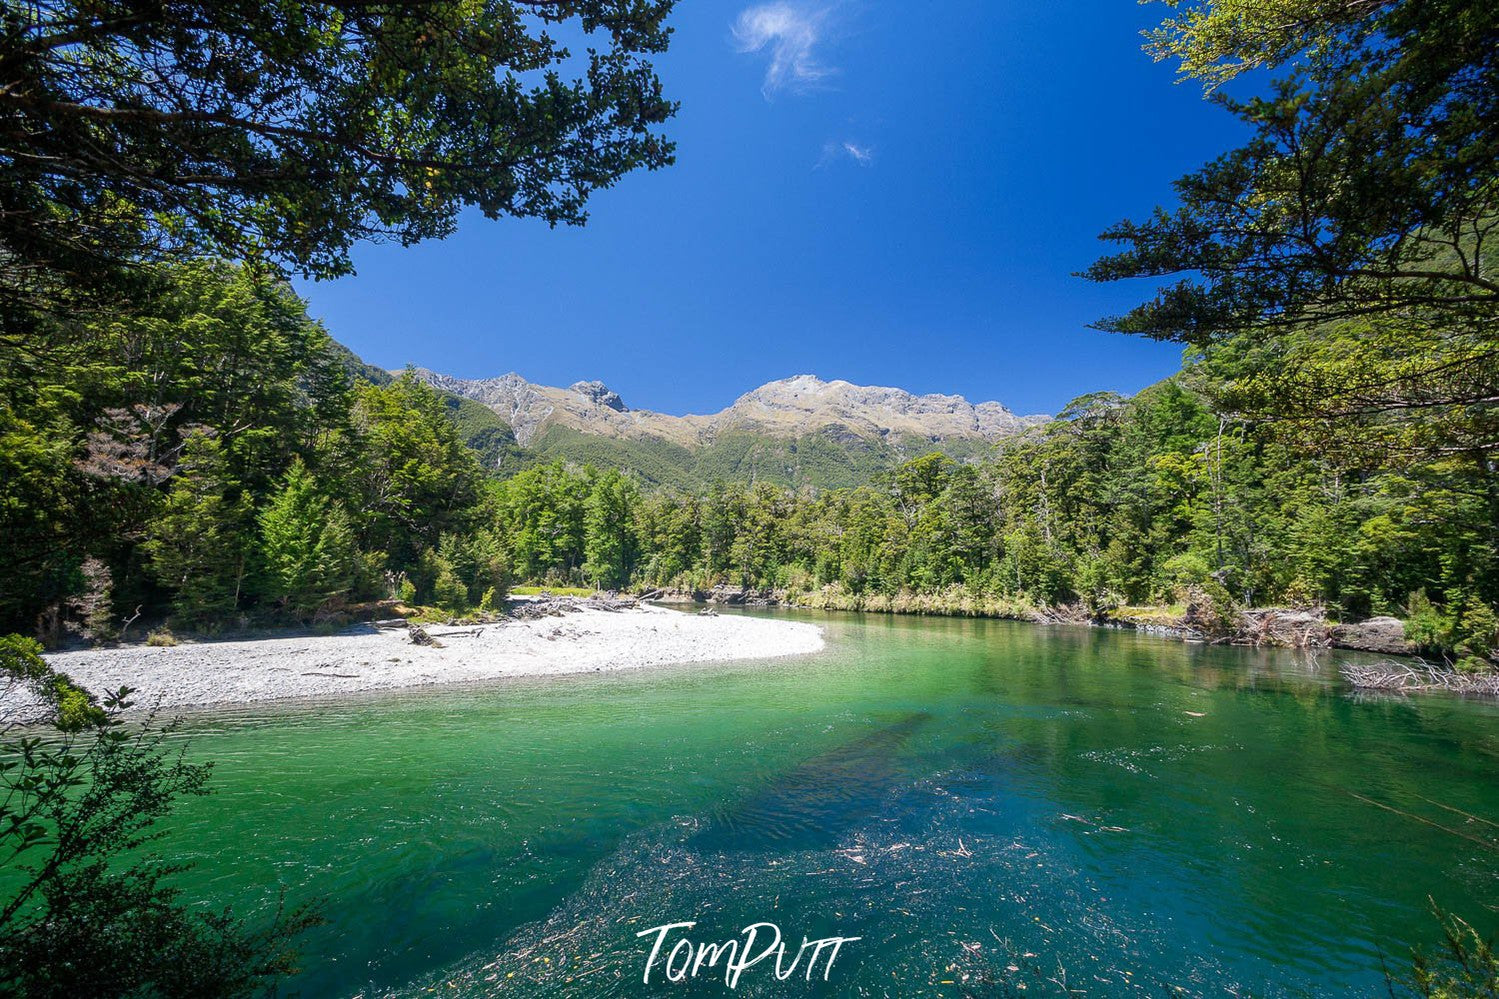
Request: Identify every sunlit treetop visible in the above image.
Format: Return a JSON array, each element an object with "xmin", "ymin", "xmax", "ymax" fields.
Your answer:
[{"xmin": 1144, "ymin": 0, "xmax": 1394, "ymax": 87}]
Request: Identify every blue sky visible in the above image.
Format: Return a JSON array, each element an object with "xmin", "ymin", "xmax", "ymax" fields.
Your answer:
[{"xmin": 295, "ymin": 2, "xmax": 1245, "ymax": 417}]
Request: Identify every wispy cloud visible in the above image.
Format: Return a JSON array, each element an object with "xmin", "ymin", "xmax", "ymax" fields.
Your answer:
[
  {"xmin": 840, "ymin": 140, "xmax": 873, "ymax": 165},
  {"xmin": 819, "ymin": 139, "xmax": 874, "ymax": 168},
  {"xmin": 732, "ymin": 3, "xmax": 834, "ymax": 99}
]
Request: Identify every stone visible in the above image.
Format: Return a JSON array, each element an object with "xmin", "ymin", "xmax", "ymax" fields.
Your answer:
[{"xmin": 1331, "ymin": 616, "xmax": 1414, "ymax": 655}]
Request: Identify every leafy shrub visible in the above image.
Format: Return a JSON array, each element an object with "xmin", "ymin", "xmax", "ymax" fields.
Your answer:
[
  {"xmin": 1281, "ymin": 578, "xmax": 1317, "ymax": 610},
  {"xmin": 1454, "ymin": 596, "xmax": 1497, "ymax": 667},
  {"xmin": 1403, "ymin": 904, "xmax": 1499, "ymax": 998},
  {"xmin": 432, "ymin": 562, "xmax": 469, "ymax": 610},
  {"xmin": 145, "ymin": 628, "xmax": 179, "ymax": 647},
  {"xmin": 1405, "ymin": 590, "xmax": 1449, "ymax": 650},
  {"xmin": 1404, "ymin": 590, "xmax": 1498, "ymax": 669},
  {"xmin": 1, "ymin": 634, "xmax": 319, "ymax": 994},
  {"xmin": 1162, "ymin": 552, "xmax": 1213, "ymax": 594},
  {"xmin": 1183, "ymin": 580, "xmax": 1238, "ymax": 640}
]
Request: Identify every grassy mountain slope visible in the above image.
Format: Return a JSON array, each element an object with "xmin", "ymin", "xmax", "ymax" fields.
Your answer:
[
  {"xmin": 516, "ymin": 424, "xmax": 1000, "ymax": 490},
  {"xmin": 442, "ymin": 395, "xmax": 524, "ymax": 473}
]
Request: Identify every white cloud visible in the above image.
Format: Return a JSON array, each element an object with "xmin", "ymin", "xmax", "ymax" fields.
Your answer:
[
  {"xmin": 818, "ymin": 138, "xmax": 874, "ymax": 168},
  {"xmin": 733, "ymin": 3, "xmax": 834, "ymax": 99},
  {"xmin": 840, "ymin": 140, "xmax": 873, "ymax": 165}
]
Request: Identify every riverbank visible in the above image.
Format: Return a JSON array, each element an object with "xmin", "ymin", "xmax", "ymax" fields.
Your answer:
[
  {"xmin": 0, "ymin": 600, "xmax": 824, "ymax": 723},
  {"xmin": 644, "ymin": 585, "xmax": 1417, "ymax": 655}
]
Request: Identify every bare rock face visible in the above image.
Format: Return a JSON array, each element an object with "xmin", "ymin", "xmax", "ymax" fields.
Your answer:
[
  {"xmin": 410, "ymin": 368, "xmax": 557, "ymax": 445},
  {"xmin": 405, "ymin": 369, "xmax": 1049, "ymax": 448},
  {"xmin": 570, "ymin": 380, "xmax": 627, "ymax": 412},
  {"xmin": 1331, "ymin": 616, "xmax": 1414, "ymax": 655},
  {"xmin": 724, "ymin": 375, "xmax": 1042, "ymax": 439}
]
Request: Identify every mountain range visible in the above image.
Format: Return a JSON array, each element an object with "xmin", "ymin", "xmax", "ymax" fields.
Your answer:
[{"xmin": 400, "ymin": 367, "xmax": 1049, "ymax": 490}]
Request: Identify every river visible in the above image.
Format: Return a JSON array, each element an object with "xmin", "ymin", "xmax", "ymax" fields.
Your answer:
[{"xmin": 154, "ymin": 609, "xmax": 1499, "ymax": 996}]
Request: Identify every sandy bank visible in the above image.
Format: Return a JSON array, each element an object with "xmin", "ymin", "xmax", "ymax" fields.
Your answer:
[{"xmin": 2, "ymin": 603, "xmax": 825, "ymax": 722}]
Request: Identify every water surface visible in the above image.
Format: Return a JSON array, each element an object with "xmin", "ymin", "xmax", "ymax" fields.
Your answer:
[{"xmin": 157, "ymin": 611, "xmax": 1499, "ymax": 996}]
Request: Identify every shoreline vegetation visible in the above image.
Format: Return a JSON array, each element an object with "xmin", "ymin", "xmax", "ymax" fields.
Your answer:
[
  {"xmin": 11, "ymin": 582, "xmax": 1483, "ymax": 730},
  {"xmin": 646, "ymin": 584, "xmax": 1414, "ymax": 654}
]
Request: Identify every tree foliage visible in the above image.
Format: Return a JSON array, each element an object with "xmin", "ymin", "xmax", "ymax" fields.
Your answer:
[
  {"xmin": 257, "ymin": 458, "xmax": 356, "ymax": 616},
  {"xmin": 0, "ymin": 264, "xmax": 512, "ymax": 637},
  {"xmin": 1, "ymin": 636, "xmax": 320, "ymax": 997},
  {"xmin": 485, "ymin": 376, "xmax": 1498, "ymax": 664},
  {"xmin": 0, "ymin": 0, "xmax": 677, "ymax": 318},
  {"xmin": 1091, "ymin": 0, "xmax": 1498, "ymax": 460}
]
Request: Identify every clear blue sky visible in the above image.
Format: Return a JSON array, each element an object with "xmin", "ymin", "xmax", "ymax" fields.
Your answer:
[{"xmin": 294, "ymin": 2, "xmax": 1244, "ymax": 417}]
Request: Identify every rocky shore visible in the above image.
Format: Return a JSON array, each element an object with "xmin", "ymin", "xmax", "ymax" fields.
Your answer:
[{"xmin": 0, "ymin": 599, "xmax": 825, "ymax": 723}]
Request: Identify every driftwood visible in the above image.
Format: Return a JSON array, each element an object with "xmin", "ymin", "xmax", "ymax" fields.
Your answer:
[
  {"xmin": 1341, "ymin": 659, "xmax": 1499, "ymax": 696},
  {"xmin": 509, "ymin": 594, "xmax": 638, "ymax": 621}
]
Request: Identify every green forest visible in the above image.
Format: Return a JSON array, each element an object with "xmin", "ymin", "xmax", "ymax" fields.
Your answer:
[
  {"xmin": 1, "ymin": 0, "xmax": 1497, "ymax": 995},
  {"xmin": 1, "ymin": 1, "xmax": 1496, "ymax": 667},
  {"xmin": 6, "ymin": 250, "xmax": 1494, "ymax": 666}
]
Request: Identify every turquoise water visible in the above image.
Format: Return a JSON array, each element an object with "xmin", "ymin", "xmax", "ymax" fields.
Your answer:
[{"xmin": 154, "ymin": 611, "xmax": 1498, "ymax": 996}]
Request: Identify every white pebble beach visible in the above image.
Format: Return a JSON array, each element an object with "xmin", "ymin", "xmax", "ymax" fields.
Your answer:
[{"xmin": 2, "ymin": 603, "xmax": 825, "ymax": 723}]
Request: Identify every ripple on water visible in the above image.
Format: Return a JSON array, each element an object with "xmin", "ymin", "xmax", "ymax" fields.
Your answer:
[{"xmin": 385, "ymin": 770, "xmax": 1248, "ymax": 999}]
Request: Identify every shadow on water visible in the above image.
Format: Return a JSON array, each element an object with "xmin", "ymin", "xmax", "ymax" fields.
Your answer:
[{"xmin": 690, "ymin": 712, "xmax": 931, "ymax": 853}]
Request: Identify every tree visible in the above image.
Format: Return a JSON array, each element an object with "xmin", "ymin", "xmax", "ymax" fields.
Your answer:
[
  {"xmin": 342, "ymin": 373, "xmax": 485, "ymax": 570},
  {"xmin": 1088, "ymin": 0, "xmax": 1499, "ymax": 454},
  {"xmin": 0, "ymin": 396, "xmax": 94, "ymax": 638},
  {"xmin": 258, "ymin": 458, "xmax": 356, "ymax": 616},
  {"xmin": 1144, "ymin": 1, "xmax": 1396, "ymax": 88},
  {"xmin": 493, "ymin": 461, "xmax": 588, "ymax": 582},
  {"xmin": 0, "ymin": 0, "xmax": 678, "ymax": 316},
  {"xmin": 583, "ymin": 469, "xmax": 640, "ymax": 589},
  {"xmin": 141, "ymin": 430, "xmax": 250, "ymax": 628},
  {"xmin": 0, "ymin": 634, "xmax": 319, "ymax": 997}
]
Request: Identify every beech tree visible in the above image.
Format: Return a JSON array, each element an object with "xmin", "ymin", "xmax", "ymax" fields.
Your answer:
[
  {"xmin": 141, "ymin": 430, "xmax": 250, "ymax": 627},
  {"xmin": 0, "ymin": 0, "xmax": 678, "ymax": 316},
  {"xmin": 258, "ymin": 459, "xmax": 356, "ymax": 615},
  {"xmin": 1088, "ymin": 0, "xmax": 1498, "ymax": 454}
]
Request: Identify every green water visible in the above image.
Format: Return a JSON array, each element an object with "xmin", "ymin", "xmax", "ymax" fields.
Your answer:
[{"xmin": 151, "ymin": 611, "xmax": 1497, "ymax": 997}]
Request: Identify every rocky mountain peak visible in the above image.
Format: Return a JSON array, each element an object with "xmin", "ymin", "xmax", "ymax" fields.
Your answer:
[
  {"xmin": 406, "ymin": 367, "xmax": 1048, "ymax": 450},
  {"xmin": 569, "ymin": 380, "xmax": 627, "ymax": 412}
]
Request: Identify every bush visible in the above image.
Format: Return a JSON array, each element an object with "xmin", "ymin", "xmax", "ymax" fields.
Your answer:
[
  {"xmin": 1454, "ymin": 595, "xmax": 1497, "ymax": 666},
  {"xmin": 1161, "ymin": 552, "xmax": 1213, "ymax": 594},
  {"xmin": 352, "ymin": 550, "xmax": 389, "ymax": 601},
  {"xmin": 145, "ymin": 628, "xmax": 179, "ymax": 647},
  {"xmin": 1403, "ymin": 903, "xmax": 1499, "ymax": 998},
  {"xmin": 1404, "ymin": 590, "xmax": 1498, "ymax": 668},
  {"xmin": 432, "ymin": 562, "xmax": 469, "ymax": 610},
  {"xmin": 1, "ymin": 634, "xmax": 319, "ymax": 995},
  {"xmin": 1074, "ymin": 553, "xmax": 1121, "ymax": 614},
  {"xmin": 1405, "ymin": 590, "xmax": 1449, "ymax": 650},
  {"xmin": 1183, "ymin": 580, "xmax": 1238, "ymax": 640},
  {"xmin": 1281, "ymin": 577, "xmax": 1318, "ymax": 610}
]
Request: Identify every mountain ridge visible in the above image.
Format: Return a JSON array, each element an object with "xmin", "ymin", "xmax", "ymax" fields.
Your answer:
[{"xmin": 405, "ymin": 368, "xmax": 1048, "ymax": 449}]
